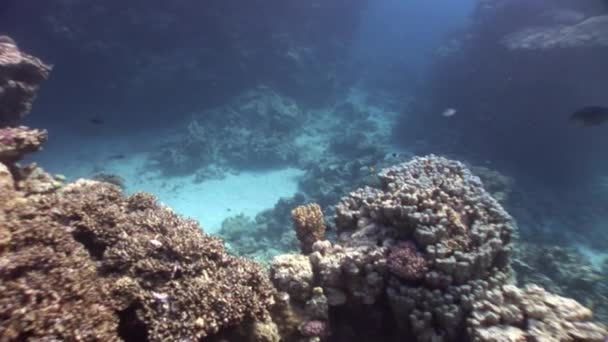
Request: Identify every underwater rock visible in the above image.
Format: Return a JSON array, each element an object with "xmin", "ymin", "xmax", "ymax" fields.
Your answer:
[
  {"xmin": 0, "ymin": 37, "xmax": 51, "ymax": 126},
  {"xmin": 0, "ymin": 126, "xmax": 47, "ymax": 163},
  {"xmin": 0, "ymin": 40, "xmax": 277, "ymax": 340},
  {"xmin": 469, "ymin": 284, "xmax": 607, "ymax": 341},
  {"xmin": 503, "ymin": 15, "xmax": 608, "ymax": 49},
  {"xmin": 270, "ymin": 254, "xmax": 314, "ymax": 303}
]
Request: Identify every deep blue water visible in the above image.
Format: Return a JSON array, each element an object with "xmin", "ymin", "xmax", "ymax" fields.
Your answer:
[{"xmin": 2, "ymin": 0, "xmax": 608, "ymax": 323}]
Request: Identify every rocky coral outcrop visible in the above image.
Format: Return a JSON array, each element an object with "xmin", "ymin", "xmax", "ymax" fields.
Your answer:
[
  {"xmin": 56, "ymin": 180, "xmax": 276, "ymax": 340},
  {"xmin": 0, "ymin": 164, "xmax": 119, "ymax": 341},
  {"xmin": 0, "ymin": 36, "xmax": 277, "ymax": 341},
  {"xmin": 270, "ymin": 155, "xmax": 607, "ymax": 341},
  {"xmin": 469, "ymin": 284, "xmax": 607, "ymax": 341},
  {"xmin": 0, "ymin": 37, "xmax": 51, "ymax": 126},
  {"xmin": 0, "ymin": 126, "xmax": 47, "ymax": 162}
]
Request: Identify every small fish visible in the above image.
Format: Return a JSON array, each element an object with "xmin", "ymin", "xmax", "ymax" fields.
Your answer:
[
  {"xmin": 442, "ymin": 108, "xmax": 457, "ymax": 117},
  {"xmin": 569, "ymin": 106, "xmax": 608, "ymax": 126},
  {"xmin": 89, "ymin": 117, "xmax": 104, "ymax": 125}
]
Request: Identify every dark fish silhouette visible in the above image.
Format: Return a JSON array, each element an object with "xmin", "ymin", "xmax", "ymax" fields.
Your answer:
[
  {"xmin": 89, "ymin": 117, "xmax": 104, "ymax": 125},
  {"xmin": 569, "ymin": 106, "xmax": 608, "ymax": 126}
]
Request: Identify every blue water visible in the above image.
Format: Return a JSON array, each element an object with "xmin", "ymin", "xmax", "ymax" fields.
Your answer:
[{"xmin": 2, "ymin": 0, "xmax": 608, "ymax": 325}]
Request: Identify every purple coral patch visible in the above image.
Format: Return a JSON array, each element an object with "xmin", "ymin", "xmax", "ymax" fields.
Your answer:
[
  {"xmin": 387, "ymin": 240, "xmax": 428, "ymax": 281},
  {"xmin": 301, "ymin": 320, "xmax": 329, "ymax": 337}
]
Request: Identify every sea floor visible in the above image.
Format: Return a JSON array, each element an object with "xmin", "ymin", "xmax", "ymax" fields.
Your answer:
[{"xmin": 29, "ymin": 130, "xmax": 304, "ymax": 233}]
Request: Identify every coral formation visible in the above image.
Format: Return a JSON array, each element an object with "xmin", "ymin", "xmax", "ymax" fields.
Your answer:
[
  {"xmin": 56, "ymin": 181, "xmax": 276, "ymax": 340},
  {"xmin": 513, "ymin": 242, "xmax": 608, "ymax": 324},
  {"xmin": 217, "ymin": 196, "xmax": 303, "ymax": 264},
  {"xmin": 0, "ymin": 164, "xmax": 119, "ymax": 341},
  {"xmin": 0, "ymin": 38, "xmax": 276, "ymax": 341},
  {"xmin": 0, "ymin": 37, "xmax": 51, "ymax": 125},
  {"xmin": 387, "ymin": 240, "xmax": 428, "ymax": 281},
  {"xmin": 291, "ymin": 203, "xmax": 326, "ymax": 254},
  {"xmin": 269, "ymin": 155, "xmax": 607, "ymax": 341},
  {"xmin": 150, "ymin": 86, "xmax": 302, "ymax": 177},
  {"xmin": 270, "ymin": 254, "xmax": 314, "ymax": 303},
  {"xmin": 469, "ymin": 284, "xmax": 607, "ymax": 341},
  {"xmin": 0, "ymin": 126, "xmax": 47, "ymax": 163}
]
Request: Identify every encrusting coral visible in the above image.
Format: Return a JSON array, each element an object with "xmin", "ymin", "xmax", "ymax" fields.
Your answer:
[{"xmin": 291, "ymin": 203, "xmax": 326, "ymax": 254}]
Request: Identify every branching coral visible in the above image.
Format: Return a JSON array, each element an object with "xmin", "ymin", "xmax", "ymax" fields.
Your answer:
[{"xmin": 291, "ymin": 203, "xmax": 326, "ymax": 254}]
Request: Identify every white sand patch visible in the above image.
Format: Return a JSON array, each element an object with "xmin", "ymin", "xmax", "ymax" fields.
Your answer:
[{"xmin": 32, "ymin": 136, "xmax": 304, "ymax": 234}]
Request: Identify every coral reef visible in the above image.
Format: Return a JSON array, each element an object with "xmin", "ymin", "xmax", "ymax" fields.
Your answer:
[
  {"xmin": 513, "ymin": 242, "xmax": 608, "ymax": 324},
  {"xmin": 0, "ymin": 164, "xmax": 119, "ymax": 341},
  {"xmin": 291, "ymin": 203, "xmax": 326, "ymax": 254},
  {"xmin": 0, "ymin": 37, "xmax": 51, "ymax": 126},
  {"xmin": 269, "ymin": 155, "xmax": 607, "ymax": 341},
  {"xmin": 217, "ymin": 196, "xmax": 303, "ymax": 265},
  {"xmin": 0, "ymin": 126, "xmax": 47, "ymax": 163},
  {"xmin": 150, "ymin": 86, "xmax": 302, "ymax": 177},
  {"xmin": 1, "ymin": 38, "xmax": 276, "ymax": 341},
  {"xmin": 469, "ymin": 284, "xmax": 607, "ymax": 341}
]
